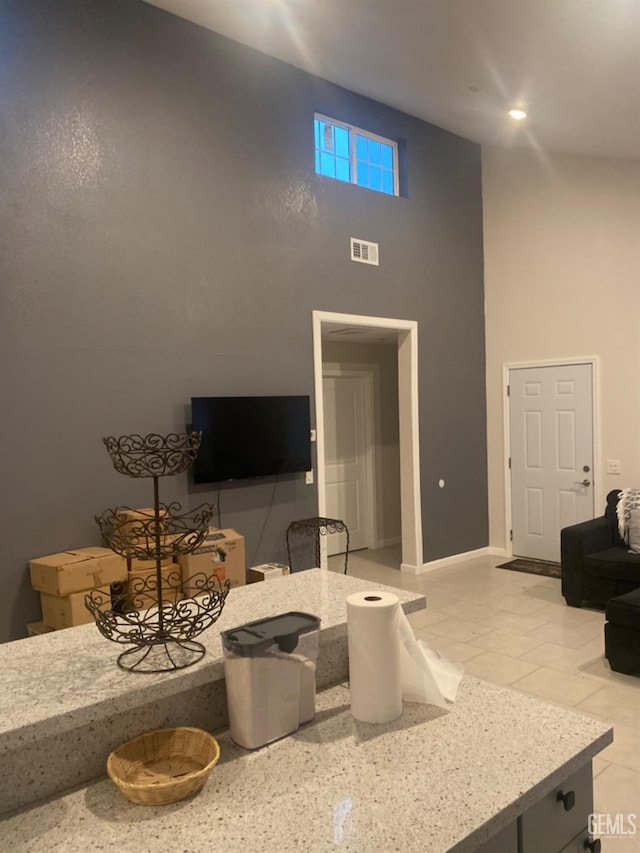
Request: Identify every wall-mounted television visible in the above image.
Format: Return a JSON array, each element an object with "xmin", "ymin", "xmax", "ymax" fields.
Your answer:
[{"xmin": 190, "ymin": 395, "xmax": 312, "ymax": 484}]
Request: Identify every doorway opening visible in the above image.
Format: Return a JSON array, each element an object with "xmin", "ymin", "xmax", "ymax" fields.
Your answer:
[{"xmin": 312, "ymin": 310, "xmax": 422, "ymax": 573}]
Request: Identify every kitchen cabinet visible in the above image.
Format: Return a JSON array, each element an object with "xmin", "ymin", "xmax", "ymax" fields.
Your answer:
[{"xmin": 520, "ymin": 762, "xmax": 594, "ymax": 853}]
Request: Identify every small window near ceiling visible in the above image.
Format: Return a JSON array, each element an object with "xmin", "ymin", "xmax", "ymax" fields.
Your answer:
[{"xmin": 314, "ymin": 114, "xmax": 398, "ymax": 196}]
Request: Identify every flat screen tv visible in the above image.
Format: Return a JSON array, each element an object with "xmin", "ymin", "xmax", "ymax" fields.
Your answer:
[{"xmin": 190, "ymin": 396, "xmax": 312, "ymax": 484}]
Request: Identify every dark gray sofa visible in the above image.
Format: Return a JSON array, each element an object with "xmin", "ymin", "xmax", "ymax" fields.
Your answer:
[{"xmin": 561, "ymin": 489, "xmax": 640, "ymax": 608}]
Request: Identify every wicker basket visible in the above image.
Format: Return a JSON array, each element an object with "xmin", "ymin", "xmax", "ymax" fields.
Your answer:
[{"xmin": 107, "ymin": 727, "xmax": 220, "ymax": 805}]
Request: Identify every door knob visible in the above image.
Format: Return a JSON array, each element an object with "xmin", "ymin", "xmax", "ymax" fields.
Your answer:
[{"xmin": 575, "ymin": 479, "xmax": 591, "ymax": 487}]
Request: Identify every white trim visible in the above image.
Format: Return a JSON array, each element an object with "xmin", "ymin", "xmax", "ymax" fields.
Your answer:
[
  {"xmin": 402, "ymin": 546, "xmax": 499, "ymax": 575},
  {"xmin": 312, "ymin": 310, "xmax": 422, "ymax": 571},
  {"xmin": 503, "ymin": 355, "xmax": 600, "ymax": 557}
]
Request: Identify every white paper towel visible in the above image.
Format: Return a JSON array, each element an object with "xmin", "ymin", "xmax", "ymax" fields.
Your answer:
[
  {"xmin": 347, "ymin": 591, "xmax": 403, "ymax": 723},
  {"xmin": 347, "ymin": 591, "xmax": 464, "ymax": 722}
]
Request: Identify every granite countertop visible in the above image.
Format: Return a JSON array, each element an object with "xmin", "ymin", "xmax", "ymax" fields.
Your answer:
[
  {"xmin": 0, "ymin": 570, "xmax": 425, "ymax": 753},
  {"xmin": 0, "ymin": 678, "xmax": 612, "ymax": 853}
]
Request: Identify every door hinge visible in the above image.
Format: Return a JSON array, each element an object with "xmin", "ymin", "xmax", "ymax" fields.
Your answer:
[
  {"xmin": 510, "ymin": 529, "xmax": 513, "ymax": 541},
  {"xmin": 508, "ymin": 457, "xmax": 511, "ymax": 469},
  {"xmin": 507, "ymin": 384, "xmax": 510, "ymax": 396}
]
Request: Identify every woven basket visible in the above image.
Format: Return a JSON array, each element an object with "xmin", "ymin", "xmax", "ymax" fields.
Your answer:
[{"xmin": 107, "ymin": 727, "xmax": 220, "ymax": 805}]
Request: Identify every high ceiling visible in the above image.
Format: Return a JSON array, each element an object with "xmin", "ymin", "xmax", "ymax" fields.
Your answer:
[{"xmin": 143, "ymin": 0, "xmax": 640, "ymax": 162}]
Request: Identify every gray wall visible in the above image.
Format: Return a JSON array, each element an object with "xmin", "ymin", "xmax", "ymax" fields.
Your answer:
[{"xmin": 0, "ymin": 0, "xmax": 488, "ymax": 642}]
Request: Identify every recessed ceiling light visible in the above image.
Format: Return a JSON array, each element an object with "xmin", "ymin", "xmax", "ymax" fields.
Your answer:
[{"xmin": 508, "ymin": 109, "xmax": 527, "ymax": 120}]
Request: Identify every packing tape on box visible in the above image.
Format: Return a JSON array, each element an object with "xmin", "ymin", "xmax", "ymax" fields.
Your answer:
[{"xmin": 346, "ymin": 591, "xmax": 463, "ymax": 724}]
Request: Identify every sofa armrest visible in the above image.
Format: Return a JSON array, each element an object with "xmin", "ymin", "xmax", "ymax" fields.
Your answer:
[
  {"xmin": 561, "ymin": 516, "xmax": 613, "ymax": 606},
  {"xmin": 562, "ymin": 516, "xmax": 613, "ymax": 557}
]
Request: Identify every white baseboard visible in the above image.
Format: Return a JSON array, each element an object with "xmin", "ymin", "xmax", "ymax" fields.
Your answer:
[{"xmin": 401, "ymin": 546, "xmax": 503, "ymax": 575}]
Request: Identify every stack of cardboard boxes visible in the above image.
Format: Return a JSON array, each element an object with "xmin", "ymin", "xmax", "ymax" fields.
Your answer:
[
  {"xmin": 27, "ymin": 519, "xmax": 248, "ymax": 635},
  {"xmin": 29, "ymin": 547, "xmax": 128, "ymax": 633},
  {"xmin": 115, "ymin": 507, "xmax": 183, "ymax": 612}
]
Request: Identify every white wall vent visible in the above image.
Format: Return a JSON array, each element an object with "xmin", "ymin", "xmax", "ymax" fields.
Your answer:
[{"xmin": 350, "ymin": 238, "xmax": 379, "ymax": 266}]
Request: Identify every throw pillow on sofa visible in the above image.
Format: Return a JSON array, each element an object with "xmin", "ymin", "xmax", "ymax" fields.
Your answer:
[{"xmin": 628, "ymin": 508, "xmax": 640, "ymax": 554}]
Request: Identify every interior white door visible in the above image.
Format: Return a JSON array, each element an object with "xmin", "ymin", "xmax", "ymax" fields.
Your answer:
[
  {"xmin": 510, "ymin": 363, "xmax": 594, "ymax": 562},
  {"xmin": 322, "ymin": 371, "xmax": 374, "ymax": 554}
]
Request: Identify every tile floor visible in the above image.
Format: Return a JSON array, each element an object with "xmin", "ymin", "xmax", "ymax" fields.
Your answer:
[{"xmin": 329, "ymin": 546, "xmax": 640, "ymax": 852}]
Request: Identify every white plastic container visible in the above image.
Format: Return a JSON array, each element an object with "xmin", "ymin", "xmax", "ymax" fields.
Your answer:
[{"xmin": 221, "ymin": 612, "xmax": 320, "ymax": 749}]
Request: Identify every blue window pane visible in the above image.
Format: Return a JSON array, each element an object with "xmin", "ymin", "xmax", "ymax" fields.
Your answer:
[
  {"xmin": 356, "ymin": 162, "xmax": 369, "ymax": 187},
  {"xmin": 320, "ymin": 152, "xmax": 336, "ymax": 178},
  {"xmin": 382, "ymin": 169, "xmax": 394, "ymax": 194},
  {"xmin": 314, "ymin": 119, "xmax": 321, "ymax": 149},
  {"xmin": 355, "ymin": 134, "xmax": 368, "ymax": 161},
  {"xmin": 335, "ymin": 126, "xmax": 350, "ymax": 158},
  {"xmin": 369, "ymin": 166, "xmax": 382, "ymax": 191},
  {"xmin": 315, "ymin": 150, "xmax": 321, "ymax": 173},
  {"xmin": 335, "ymin": 157, "xmax": 351, "ymax": 182},
  {"xmin": 368, "ymin": 140, "xmax": 381, "ymax": 165},
  {"xmin": 381, "ymin": 144, "xmax": 393, "ymax": 169}
]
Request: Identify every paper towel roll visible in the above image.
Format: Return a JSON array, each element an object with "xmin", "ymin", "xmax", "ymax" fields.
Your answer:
[{"xmin": 347, "ymin": 590, "xmax": 403, "ymax": 723}]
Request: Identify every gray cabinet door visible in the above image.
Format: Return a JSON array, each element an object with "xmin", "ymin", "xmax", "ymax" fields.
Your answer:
[{"xmin": 520, "ymin": 762, "xmax": 593, "ymax": 853}]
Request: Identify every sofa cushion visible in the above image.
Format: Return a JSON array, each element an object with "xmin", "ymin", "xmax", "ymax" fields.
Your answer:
[
  {"xmin": 606, "ymin": 587, "xmax": 640, "ymax": 630},
  {"xmin": 604, "ymin": 489, "xmax": 625, "ymax": 548},
  {"xmin": 584, "ymin": 547, "xmax": 640, "ymax": 582}
]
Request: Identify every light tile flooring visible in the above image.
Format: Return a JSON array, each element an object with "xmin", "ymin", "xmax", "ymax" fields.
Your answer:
[{"xmin": 329, "ymin": 547, "xmax": 640, "ymax": 853}]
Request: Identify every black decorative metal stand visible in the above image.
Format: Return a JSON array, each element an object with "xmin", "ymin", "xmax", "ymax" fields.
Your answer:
[
  {"xmin": 286, "ymin": 517, "xmax": 350, "ymax": 575},
  {"xmin": 86, "ymin": 432, "xmax": 230, "ymax": 674}
]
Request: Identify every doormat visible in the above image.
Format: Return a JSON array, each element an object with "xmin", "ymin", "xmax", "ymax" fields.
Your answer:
[{"xmin": 497, "ymin": 558, "xmax": 561, "ymax": 579}]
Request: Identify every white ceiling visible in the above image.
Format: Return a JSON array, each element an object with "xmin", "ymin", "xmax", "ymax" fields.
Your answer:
[{"xmin": 144, "ymin": 0, "xmax": 640, "ymax": 162}]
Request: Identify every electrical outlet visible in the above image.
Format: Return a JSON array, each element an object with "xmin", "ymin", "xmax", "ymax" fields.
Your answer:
[
  {"xmin": 305, "ymin": 469, "xmax": 314, "ymax": 485},
  {"xmin": 607, "ymin": 459, "xmax": 621, "ymax": 475}
]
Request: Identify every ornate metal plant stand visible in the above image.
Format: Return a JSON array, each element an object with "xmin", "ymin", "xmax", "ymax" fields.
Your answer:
[
  {"xmin": 86, "ymin": 432, "xmax": 230, "ymax": 673},
  {"xmin": 286, "ymin": 517, "xmax": 350, "ymax": 575}
]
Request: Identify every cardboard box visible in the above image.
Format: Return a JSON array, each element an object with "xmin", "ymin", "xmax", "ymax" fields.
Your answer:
[
  {"xmin": 127, "ymin": 556, "xmax": 175, "ymax": 571},
  {"xmin": 40, "ymin": 585, "xmax": 110, "ymax": 630},
  {"xmin": 114, "ymin": 507, "xmax": 170, "ymax": 548},
  {"xmin": 30, "ymin": 547, "xmax": 127, "ymax": 596},
  {"xmin": 125, "ymin": 564, "xmax": 182, "ymax": 611},
  {"xmin": 179, "ymin": 528, "xmax": 246, "ymax": 597},
  {"xmin": 27, "ymin": 621, "xmax": 56, "ymax": 636},
  {"xmin": 249, "ymin": 563, "xmax": 291, "ymax": 583}
]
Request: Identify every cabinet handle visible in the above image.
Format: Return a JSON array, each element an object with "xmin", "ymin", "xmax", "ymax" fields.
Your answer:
[
  {"xmin": 556, "ymin": 789, "xmax": 575, "ymax": 811},
  {"xmin": 584, "ymin": 839, "xmax": 601, "ymax": 853}
]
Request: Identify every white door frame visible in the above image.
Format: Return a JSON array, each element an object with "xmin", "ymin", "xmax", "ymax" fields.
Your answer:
[
  {"xmin": 313, "ymin": 310, "xmax": 423, "ymax": 573},
  {"xmin": 502, "ymin": 355, "xmax": 601, "ymax": 558},
  {"xmin": 323, "ymin": 364, "xmax": 377, "ymax": 551}
]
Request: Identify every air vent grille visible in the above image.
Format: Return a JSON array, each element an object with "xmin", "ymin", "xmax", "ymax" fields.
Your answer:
[{"xmin": 350, "ymin": 238, "xmax": 379, "ymax": 266}]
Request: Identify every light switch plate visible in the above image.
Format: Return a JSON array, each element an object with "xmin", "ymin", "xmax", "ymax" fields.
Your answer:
[{"xmin": 607, "ymin": 459, "xmax": 621, "ymax": 475}]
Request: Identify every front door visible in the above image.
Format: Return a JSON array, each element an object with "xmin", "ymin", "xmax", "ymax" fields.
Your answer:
[
  {"xmin": 322, "ymin": 370, "xmax": 374, "ymax": 555},
  {"xmin": 509, "ymin": 363, "xmax": 594, "ymax": 562}
]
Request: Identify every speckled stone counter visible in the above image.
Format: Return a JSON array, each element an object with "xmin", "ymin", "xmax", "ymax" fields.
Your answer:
[
  {"xmin": 0, "ymin": 570, "xmax": 424, "ymax": 814},
  {"xmin": 0, "ymin": 678, "xmax": 612, "ymax": 853}
]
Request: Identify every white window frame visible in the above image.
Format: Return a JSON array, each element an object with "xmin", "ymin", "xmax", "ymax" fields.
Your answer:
[{"xmin": 314, "ymin": 113, "xmax": 399, "ymax": 197}]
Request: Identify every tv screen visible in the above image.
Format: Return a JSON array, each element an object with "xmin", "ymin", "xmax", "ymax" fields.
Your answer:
[{"xmin": 190, "ymin": 396, "xmax": 312, "ymax": 484}]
